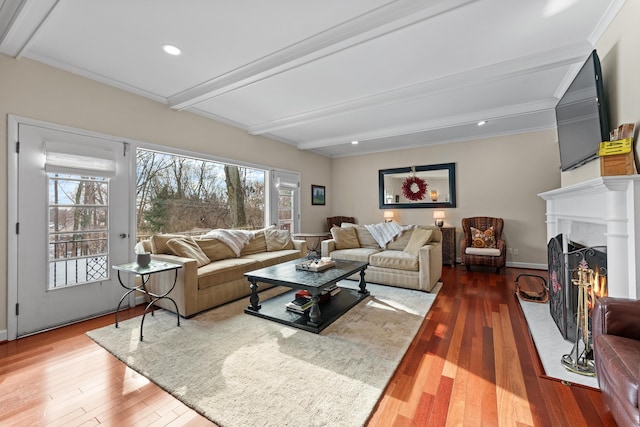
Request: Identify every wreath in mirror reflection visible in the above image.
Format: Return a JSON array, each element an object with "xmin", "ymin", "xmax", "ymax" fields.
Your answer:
[{"xmin": 401, "ymin": 176, "xmax": 428, "ymax": 201}]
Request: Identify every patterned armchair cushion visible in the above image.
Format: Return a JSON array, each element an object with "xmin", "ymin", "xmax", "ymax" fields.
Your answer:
[{"xmin": 471, "ymin": 226, "xmax": 496, "ymax": 248}]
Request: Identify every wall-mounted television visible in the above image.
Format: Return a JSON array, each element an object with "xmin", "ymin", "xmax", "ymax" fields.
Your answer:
[{"xmin": 555, "ymin": 49, "xmax": 610, "ymax": 172}]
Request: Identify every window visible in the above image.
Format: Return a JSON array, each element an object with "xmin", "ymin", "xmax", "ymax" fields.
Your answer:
[
  {"xmin": 48, "ymin": 174, "xmax": 109, "ymax": 288},
  {"xmin": 136, "ymin": 149, "xmax": 266, "ymax": 239}
]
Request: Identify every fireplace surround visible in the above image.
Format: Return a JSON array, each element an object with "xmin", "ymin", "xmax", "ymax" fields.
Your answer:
[{"xmin": 539, "ymin": 176, "xmax": 640, "ymax": 300}]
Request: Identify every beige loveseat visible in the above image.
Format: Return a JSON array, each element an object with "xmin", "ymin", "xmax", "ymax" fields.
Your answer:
[
  {"xmin": 321, "ymin": 224, "xmax": 442, "ymax": 292},
  {"xmin": 138, "ymin": 227, "xmax": 307, "ymax": 317}
]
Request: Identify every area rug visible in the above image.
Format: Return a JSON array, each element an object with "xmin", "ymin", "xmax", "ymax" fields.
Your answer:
[
  {"xmin": 518, "ymin": 298, "xmax": 598, "ymax": 389},
  {"xmin": 87, "ymin": 281, "xmax": 441, "ymax": 427}
]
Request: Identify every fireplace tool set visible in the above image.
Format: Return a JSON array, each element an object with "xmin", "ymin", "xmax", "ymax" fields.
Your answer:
[{"xmin": 560, "ymin": 247, "xmax": 607, "ymax": 377}]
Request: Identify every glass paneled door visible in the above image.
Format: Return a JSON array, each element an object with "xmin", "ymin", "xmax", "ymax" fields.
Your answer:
[
  {"xmin": 15, "ymin": 124, "xmax": 131, "ymax": 337},
  {"xmin": 271, "ymin": 170, "xmax": 300, "ymax": 232}
]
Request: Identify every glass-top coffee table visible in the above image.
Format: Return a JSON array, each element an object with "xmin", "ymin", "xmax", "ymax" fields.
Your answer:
[{"xmin": 244, "ymin": 258, "xmax": 369, "ymax": 333}]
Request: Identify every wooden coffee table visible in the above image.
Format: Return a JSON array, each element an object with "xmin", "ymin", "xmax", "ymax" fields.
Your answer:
[{"xmin": 244, "ymin": 259, "xmax": 369, "ymax": 333}]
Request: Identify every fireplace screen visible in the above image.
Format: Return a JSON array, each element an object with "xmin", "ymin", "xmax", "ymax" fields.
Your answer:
[{"xmin": 547, "ymin": 234, "xmax": 607, "ymax": 341}]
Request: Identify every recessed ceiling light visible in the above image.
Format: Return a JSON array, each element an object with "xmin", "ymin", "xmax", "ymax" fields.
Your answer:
[
  {"xmin": 162, "ymin": 44, "xmax": 182, "ymax": 56},
  {"xmin": 351, "ymin": 140, "xmax": 359, "ymax": 145},
  {"xmin": 477, "ymin": 120, "xmax": 488, "ymax": 126}
]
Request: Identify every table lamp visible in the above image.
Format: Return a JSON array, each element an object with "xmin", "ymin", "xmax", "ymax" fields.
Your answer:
[
  {"xmin": 384, "ymin": 211, "xmax": 394, "ymax": 223},
  {"xmin": 433, "ymin": 210, "xmax": 445, "ymax": 227}
]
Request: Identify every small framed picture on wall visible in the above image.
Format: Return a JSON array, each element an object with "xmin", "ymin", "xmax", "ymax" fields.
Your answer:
[{"xmin": 311, "ymin": 185, "xmax": 325, "ymax": 205}]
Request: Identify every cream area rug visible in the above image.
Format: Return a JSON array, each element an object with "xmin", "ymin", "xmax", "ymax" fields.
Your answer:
[
  {"xmin": 518, "ymin": 298, "xmax": 598, "ymax": 389},
  {"xmin": 87, "ymin": 281, "xmax": 441, "ymax": 427}
]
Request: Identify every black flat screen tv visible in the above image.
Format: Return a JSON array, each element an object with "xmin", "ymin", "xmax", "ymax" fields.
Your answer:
[{"xmin": 555, "ymin": 49, "xmax": 610, "ymax": 171}]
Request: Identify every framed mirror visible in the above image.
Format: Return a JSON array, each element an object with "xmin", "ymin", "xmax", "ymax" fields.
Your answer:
[{"xmin": 379, "ymin": 163, "xmax": 456, "ymax": 209}]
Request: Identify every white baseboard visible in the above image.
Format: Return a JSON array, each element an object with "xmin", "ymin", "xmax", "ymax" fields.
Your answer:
[
  {"xmin": 506, "ymin": 261, "xmax": 547, "ymax": 270},
  {"xmin": 0, "ymin": 329, "xmax": 7, "ymax": 342},
  {"xmin": 455, "ymin": 258, "xmax": 547, "ymax": 271}
]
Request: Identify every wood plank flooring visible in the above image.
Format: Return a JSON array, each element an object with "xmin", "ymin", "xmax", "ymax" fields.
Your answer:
[{"xmin": 0, "ymin": 266, "xmax": 617, "ymax": 426}]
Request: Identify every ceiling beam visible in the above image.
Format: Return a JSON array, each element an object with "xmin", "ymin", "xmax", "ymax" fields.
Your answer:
[
  {"xmin": 167, "ymin": 0, "xmax": 480, "ymax": 110},
  {"xmin": 0, "ymin": 0, "xmax": 58, "ymax": 57},
  {"xmin": 296, "ymin": 98, "xmax": 558, "ymax": 150},
  {"xmin": 249, "ymin": 42, "xmax": 591, "ymax": 137}
]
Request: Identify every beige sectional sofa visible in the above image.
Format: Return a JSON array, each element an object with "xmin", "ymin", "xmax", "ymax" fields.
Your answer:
[
  {"xmin": 138, "ymin": 227, "xmax": 307, "ymax": 317},
  {"xmin": 321, "ymin": 223, "xmax": 442, "ymax": 292}
]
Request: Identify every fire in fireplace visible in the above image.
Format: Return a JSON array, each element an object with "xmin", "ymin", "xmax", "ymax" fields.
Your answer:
[{"xmin": 547, "ymin": 234, "xmax": 608, "ymax": 342}]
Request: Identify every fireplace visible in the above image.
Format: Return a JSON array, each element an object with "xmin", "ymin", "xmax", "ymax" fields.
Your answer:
[
  {"xmin": 547, "ymin": 234, "xmax": 607, "ymax": 342},
  {"xmin": 539, "ymin": 176, "xmax": 640, "ymax": 300}
]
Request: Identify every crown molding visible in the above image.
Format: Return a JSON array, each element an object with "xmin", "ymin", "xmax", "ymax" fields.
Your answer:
[
  {"xmin": 22, "ymin": 51, "xmax": 169, "ymax": 104},
  {"xmin": 167, "ymin": 0, "xmax": 480, "ymax": 110},
  {"xmin": 588, "ymin": 0, "xmax": 627, "ymax": 45}
]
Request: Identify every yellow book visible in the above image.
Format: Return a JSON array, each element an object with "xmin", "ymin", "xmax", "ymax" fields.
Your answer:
[{"xmin": 598, "ymin": 138, "xmax": 632, "ymax": 156}]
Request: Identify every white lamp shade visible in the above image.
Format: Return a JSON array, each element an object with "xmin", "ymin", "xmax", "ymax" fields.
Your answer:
[
  {"xmin": 384, "ymin": 211, "xmax": 394, "ymax": 219},
  {"xmin": 433, "ymin": 211, "xmax": 445, "ymax": 219}
]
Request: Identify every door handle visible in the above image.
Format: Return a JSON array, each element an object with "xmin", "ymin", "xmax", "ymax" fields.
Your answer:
[{"xmin": 119, "ymin": 233, "xmax": 128, "ymax": 239}]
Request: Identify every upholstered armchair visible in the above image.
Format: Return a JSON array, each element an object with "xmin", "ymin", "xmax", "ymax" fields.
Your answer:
[
  {"xmin": 460, "ymin": 217, "xmax": 506, "ymax": 273},
  {"xmin": 593, "ymin": 297, "xmax": 640, "ymax": 427},
  {"xmin": 326, "ymin": 216, "xmax": 356, "ymax": 231}
]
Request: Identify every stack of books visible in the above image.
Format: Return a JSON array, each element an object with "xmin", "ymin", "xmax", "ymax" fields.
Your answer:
[
  {"xmin": 287, "ymin": 284, "xmax": 343, "ymax": 313},
  {"xmin": 285, "ymin": 296, "xmax": 313, "ymax": 314},
  {"xmin": 323, "ymin": 283, "xmax": 341, "ymax": 297}
]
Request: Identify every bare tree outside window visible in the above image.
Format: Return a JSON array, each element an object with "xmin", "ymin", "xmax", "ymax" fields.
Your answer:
[
  {"xmin": 48, "ymin": 174, "xmax": 109, "ymax": 288},
  {"xmin": 136, "ymin": 149, "xmax": 265, "ymax": 240}
]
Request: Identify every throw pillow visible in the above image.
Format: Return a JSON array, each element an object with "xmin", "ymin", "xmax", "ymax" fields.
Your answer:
[
  {"xmin": 195, "ymin": 238, "xmax": 237, "ymax": 261},
  {"xmin": 241, "ymin": 225, "xmax": 276, "ymax": 255},
  {"xmin": 265, "ymin": 229, "xmax": 294, "ymax": 251},
  {"xmin": 471, "ymin": 226, "xmax": 496, "ymax": 248},
  {"xmin": 330, "ymin": 226, "xmax": 360, "ymax": 250},
  {"xmin": 342, "ymin": 224, "xmax": 378, "ymax": 249},
  {"xmin": 166, "ymin": 236, "xmax": 211, "ymax": 267},
  {"xmin": 403, "ymin": 228, "xmax": 433, "ymax": 255},
  {"xmin": 150, "ymin": 234, "xmax": 184, "ymax": 254}
]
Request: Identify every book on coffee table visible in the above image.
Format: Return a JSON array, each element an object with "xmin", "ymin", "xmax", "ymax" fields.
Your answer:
[{"xmin": 286, "ymin": 296, "xmax": 313, "ymax": 313}]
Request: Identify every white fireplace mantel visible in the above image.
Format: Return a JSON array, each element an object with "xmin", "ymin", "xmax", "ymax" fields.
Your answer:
[{"xmin": 539, "ymin": 175, "xmax": 640, "ymax": 300}]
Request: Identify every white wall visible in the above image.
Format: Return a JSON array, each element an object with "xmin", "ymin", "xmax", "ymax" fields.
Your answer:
[
  {"xmin": 0, "ymin": 54, "xmax": 332, "ymax": 333},
  {"xmin": 330, "ymin": 130, "xmax": 561, "ymax": 269}
]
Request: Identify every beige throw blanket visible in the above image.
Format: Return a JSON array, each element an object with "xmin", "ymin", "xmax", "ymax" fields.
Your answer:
[
  {"xmin": 365, "ymin": 222, "xmax": 414, "ymax": 248},
  {"xmin": 202, "ymin": 229, "xmax": 253, "ymax": 256}
]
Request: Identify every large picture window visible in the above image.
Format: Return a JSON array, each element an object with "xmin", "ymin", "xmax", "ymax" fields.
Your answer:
[{"xmin": 136, "ymin": 149, "xmax": 266, "ymax": 239}]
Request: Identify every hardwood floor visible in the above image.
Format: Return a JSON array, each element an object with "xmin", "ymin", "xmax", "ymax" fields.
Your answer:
[{"xmin": 0, "ymin": 266, "xmax": 617, "ymax": 426}]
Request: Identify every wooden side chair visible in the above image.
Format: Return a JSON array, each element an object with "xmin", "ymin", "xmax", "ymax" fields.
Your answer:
[
  {"xmin": 461, "ymin": 217, "xmax": 506, "ymax": 273},
  {"xmin": 326, "ymin": 216, "xmax": 356, "ymax": 231}
]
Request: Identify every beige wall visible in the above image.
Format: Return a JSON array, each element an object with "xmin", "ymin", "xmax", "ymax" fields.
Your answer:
[
  {"xmin": 561, "ymin": 0, "xmax": 640, "ymax": 187},
  {"xmin": 0, "ymin": 54, "xmax": 332, "ymax": 333},
  {"xmin": 331, "ymin": 130, "xmax": 561, "ymax": 268}
]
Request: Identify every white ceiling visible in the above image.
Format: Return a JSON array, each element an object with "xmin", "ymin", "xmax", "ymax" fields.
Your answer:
[{"xmin": 0, "ymin": 0, "xmax": 625, "ymax": 157}]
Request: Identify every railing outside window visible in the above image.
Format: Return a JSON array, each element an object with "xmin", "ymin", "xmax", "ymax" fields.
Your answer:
[{"xmin": 48, "ymin": 174, "xmax": 109, "ymax": 288}]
